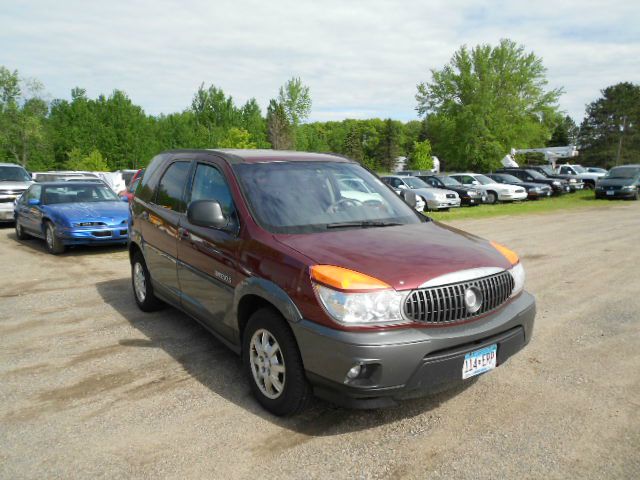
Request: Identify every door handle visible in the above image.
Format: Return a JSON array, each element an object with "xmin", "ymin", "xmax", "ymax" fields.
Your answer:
[{"xmin": 178, "ymin": 227, "xmax": 190, "ymax": 240}]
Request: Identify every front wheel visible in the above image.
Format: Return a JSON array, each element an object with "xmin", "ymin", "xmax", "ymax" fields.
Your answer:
[
  {"xmin": 243, "ymin": 308, "xmax": 311, "ymax": 416},
  {"xmin": 44, "ymin": 222, "xmax": 65, "ymax": 254},
  {"xmin": 15, "ymin": 220, "xmax": 30, "ymax": 240},
  {"xmin": 486, "ymin": 192, "xmax": 498, "ymax": 204}
]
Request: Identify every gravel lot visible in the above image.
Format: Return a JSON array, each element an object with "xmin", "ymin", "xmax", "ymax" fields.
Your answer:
[{"xmin": 1, "ymin": 202, "xmax": 639, "ymax": 479}]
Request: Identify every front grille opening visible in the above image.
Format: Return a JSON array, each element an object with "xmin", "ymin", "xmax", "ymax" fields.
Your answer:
[
  {"xmin": 92, "ymin": 231, "xmax": 111, "ymax": 237},
  {"xmin": 404, "ymin": 271, "xmax": 515, "ymax": 325}
]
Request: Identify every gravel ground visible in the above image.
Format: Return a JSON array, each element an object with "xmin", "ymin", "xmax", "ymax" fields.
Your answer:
[{"xmin": 1, "ymin": 202, "xmax": 639, "ymax": 479}]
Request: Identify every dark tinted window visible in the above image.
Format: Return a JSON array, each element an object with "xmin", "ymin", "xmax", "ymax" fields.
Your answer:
[
  {"xmin": 0, "ymin": 165, "xmax": 31, "ymax": 182},
  {"xmin": 155, "ymin": 161, "xmax": 191, "ymax": 212},
  {"xmin": 42, "ymin": 184, "xmax": 119, "ymax": 204},
  {"xmin": 137, "ymin": 154, "xmax": 169, "ymax": 202},
  {"xmin": 190, "ymin": 163, "xmax": 235, "ymax": 217}
]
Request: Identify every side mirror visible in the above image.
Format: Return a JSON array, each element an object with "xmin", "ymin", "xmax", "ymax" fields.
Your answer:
[
  {"xmin": 398, "ymin": 184, "xmax": 408, "ymax": 190},
  {"xmin": 471, "ymin": 180, "xmax": 480, "ymax": 185},
  {"xmin": 400, "ymin": 190, "xmax": 417, "ymax": 208},
  {"xmin": 28, "ymin": 199, "xmax": 40, "ymax": 206},
  {"xmin": 187, "ymin": 200, "xmax": 227, "ymax": 228},
  {"xmin": 120, "ymin": 195, "xmax": 129, "ymax": 202}
]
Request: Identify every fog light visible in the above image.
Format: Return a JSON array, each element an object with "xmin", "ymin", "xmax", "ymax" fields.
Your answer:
[{"xmin": 346, "ymin": 364, "xmax": 362, "ymax": 379}]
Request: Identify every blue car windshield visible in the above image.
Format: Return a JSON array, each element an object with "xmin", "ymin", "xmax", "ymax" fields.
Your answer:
[{"xmin": 42, "ymin": 184, "xmax": 119, "ymax": 205}]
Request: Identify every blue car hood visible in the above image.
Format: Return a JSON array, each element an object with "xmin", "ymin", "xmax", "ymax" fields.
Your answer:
[{"xmin": 45, "ymin": 201, "xmax": 129, "ymax": 224}]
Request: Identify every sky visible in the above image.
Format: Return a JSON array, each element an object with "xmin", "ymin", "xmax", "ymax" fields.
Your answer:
[{"xmin": 1, "ymin": 0, "xmax": 639, "ymax": 124}]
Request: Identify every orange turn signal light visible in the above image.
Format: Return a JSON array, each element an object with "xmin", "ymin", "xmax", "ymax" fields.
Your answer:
[
  {"xmin": 310, "ymin": 265, "xmax": 390, "ymax": 291},
  {"xmin": 491, "ymin": 241, "xmax": 519, "ymax": 265}
]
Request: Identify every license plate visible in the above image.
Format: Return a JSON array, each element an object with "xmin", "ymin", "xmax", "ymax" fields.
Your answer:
[
  {"xmin": 462, "ymin": 344, "xmax": 497, "ymax": 379},
  {"xmin": 606, "ymin": 191, "xmax": 615, "ymax": 196}
]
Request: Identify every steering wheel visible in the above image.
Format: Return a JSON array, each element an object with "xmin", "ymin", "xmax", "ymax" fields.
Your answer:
[{"xmin": 326, "ymin": 198, "xmax": 363, "ymax": 213}]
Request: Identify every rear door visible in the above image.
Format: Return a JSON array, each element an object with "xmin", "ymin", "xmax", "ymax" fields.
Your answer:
[
  {"xmin": 177, "ymin": 158, "xmax": 240, "ymax": 342},
  {"xmin": 143, "ymin": 158, "xmax": 193, "ymax": 302}
]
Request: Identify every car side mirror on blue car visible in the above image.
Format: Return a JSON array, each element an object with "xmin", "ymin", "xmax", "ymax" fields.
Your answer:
[{"xmin": 28, "ymin": 199, "xmax": 40, "ymax": 206}]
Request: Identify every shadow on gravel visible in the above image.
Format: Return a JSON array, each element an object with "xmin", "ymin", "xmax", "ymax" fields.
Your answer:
[{"xmin": 96, "ymin": 277, "xmax": 477, "ymax": 437}]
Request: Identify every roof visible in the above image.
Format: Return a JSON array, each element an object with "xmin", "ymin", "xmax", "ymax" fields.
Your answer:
[
  {"xmin": 0, "ymin": 163, "xmax": 27, "ymax": 168},
  {"xmin": 165, "ymin": 148, "xmax": 353, "ymax": 164},
  {"xmin": 35, "ymin": 181, "xmax": 110, "ymax": 187}
]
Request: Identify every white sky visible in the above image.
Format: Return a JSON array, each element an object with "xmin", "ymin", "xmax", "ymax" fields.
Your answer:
[{"xmin": 2, "ymin": 0, "xmax": 639, "ymax": 123}]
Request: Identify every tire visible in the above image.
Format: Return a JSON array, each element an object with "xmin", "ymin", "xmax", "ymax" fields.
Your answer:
[
  {"xmin": 242, "ymin": 308, "xmax": 311, "ymax": 416},
  {"xmin": 585, "ymin": 181, "xmax": 595, "ymax": 190},
  {"xmin": 15, "ymin": 220, "xmax": 30, "ymax": 240},
  {"xmin": 44, "ymin": 221, "xmax": 65, "ymax": 254},
  {"xmin": 131, "ymin": 250, "xmax": 164, "ymax": 312},
  {"xmin": 486, "ymin": 191, "xmax": 498, "ymax": 204}
]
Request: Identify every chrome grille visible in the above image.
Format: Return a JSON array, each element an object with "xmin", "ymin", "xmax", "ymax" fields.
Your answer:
[{"xmin": 404, "ymin": 271, "xmax": 514, "ymax": 324}]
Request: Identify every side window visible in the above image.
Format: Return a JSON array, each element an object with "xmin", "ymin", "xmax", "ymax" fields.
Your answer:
[
  {"xmin": 155, "ymin": 161, "xmax": 191, "ymax": 212},
  {"xmin": 459, "ymin": 175, "xmax": 473, "ymax": 184},
  {"xmin": 390, "ymin": 178, "xmax": 402, "ymax": 188},
  {"xmin": 190, "ymin": 163, "xmax": 235, "ymax": 217},
  {"xmin": 23, "ymin": 185, "xmax": 41, "ymax": 203}
]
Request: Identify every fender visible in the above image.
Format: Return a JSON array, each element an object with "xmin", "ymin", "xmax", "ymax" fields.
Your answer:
[{"xmin": 228, "ymin": 276, "xmax": 303, "ymax": 334}]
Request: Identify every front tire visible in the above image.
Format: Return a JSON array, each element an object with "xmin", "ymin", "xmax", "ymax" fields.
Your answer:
[
  {"xmin": 15, "ymin": 220, "xmax": 30, "ymax": 240},
  {"xmin": 242, "ymin": 308, "xmax": 311, "ymax": 416},
  {"xmin": 131, "ymin": 250, "xmax": 164, "ymax": 312},
  {"xmin": 486, "ymin": 191, "xmax": 498, "ymax": 204},
  {"xmin": 44, "ymin": 221, "xmax": 65, "ymax": 254}
]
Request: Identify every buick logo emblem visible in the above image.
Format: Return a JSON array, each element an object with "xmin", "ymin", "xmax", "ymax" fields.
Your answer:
[{"xmin": 464, "ymin": 287, "xmax": 483, "ymax": 313}]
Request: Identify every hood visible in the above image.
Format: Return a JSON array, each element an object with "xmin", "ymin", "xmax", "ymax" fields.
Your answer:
[
  {"xmin": 597, "ymin": 178, "xmax": 636, "ymax": 187},
  {"xmin": 0, "ymin": 180, "xmax": 33, "ymax": 191},
  {"xmin": 275, "ymin": 222, "xmax": 512, "ymax": 290},
  {"xmin": 45, "ymin": 201, "xmax": 129, "ymax": 223}
]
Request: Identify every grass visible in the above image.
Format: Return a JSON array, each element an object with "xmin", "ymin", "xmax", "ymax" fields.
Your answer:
[{"xmin": 426, "ymin": 190, "xmax": 622, "ymax": 221}]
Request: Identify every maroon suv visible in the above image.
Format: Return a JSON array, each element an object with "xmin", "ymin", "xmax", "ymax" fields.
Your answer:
[{"xmin": 129, "ymin": 149, "xmax": 536, "ymax": 415}]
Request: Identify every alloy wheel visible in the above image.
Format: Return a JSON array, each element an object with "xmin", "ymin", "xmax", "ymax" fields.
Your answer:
[
  {"xmin": 249, "ymin": 329, "xmax": 286, "ymax": 399},
  {"xmin": 133, "ymin": 262, "xmax": 147, "ymax": 303}
]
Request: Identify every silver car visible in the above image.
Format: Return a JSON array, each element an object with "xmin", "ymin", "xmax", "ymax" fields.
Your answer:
[
  {"xmin": 382, "ymin": 175, "xmax": 461, "ymax": 211},
  {"xmin": 0, "ymin": 163, "xmax": 33, "ymax": 222}
]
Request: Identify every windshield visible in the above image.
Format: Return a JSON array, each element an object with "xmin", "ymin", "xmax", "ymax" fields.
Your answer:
[
  {"xmin": 474, "ymin": 174, "xmax": 495, "ymax": 185},
  {"xmin": 572, "ymin": 165, "xmax": 586, "ymax": 173},
  {"xmin": 538, "ymin": 165, "xmax": 554, "ymax": 175},
  {"xmin": 42, "ymin": 184, "xmax": 120, "ymax": 205},
  {"xmin": 605, "ymin": 166, "xmax": 640, "ymax": 180},
  {"xmin": 437, "ymin": 176, "xmax": 461, "ymax": 186},
  {"xmin": 497, "ymin": 174, "xmax": 521, "ymax": 183},
  {"xmin": 402, "ymin": 177, "xmax": 429, "ymax": 189},
  {"xmin": 526, "ymin": 170, "xmax": 547, "ymax": 180},
  {"xmin": 0, "ymin": 166, "xmax": 31, "ymax": 182},
  {"xmin": 233, "ymin": 161, "xmax": 423, "ymax": 234}
]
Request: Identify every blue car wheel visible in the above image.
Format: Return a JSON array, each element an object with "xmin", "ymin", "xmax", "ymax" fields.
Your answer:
[{"xmin": 44, "ymin": 221, "xmax": 65, "ymax": 255}]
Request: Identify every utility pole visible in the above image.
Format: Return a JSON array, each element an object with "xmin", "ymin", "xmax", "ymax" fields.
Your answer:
[{"xmin": 615, "ymin": 115, "xmax": 627, "ymax": 166}]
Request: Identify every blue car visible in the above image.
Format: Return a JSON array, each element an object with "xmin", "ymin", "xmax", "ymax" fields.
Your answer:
[{"xmin": 14, "ymin": 181, "xmax": 129, "ymax": 254}]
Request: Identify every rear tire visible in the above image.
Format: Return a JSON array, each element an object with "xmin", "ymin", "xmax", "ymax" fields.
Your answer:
[
  {"xmin": 131, "ymin": 250, "xmax": 164, "ymax": 312},
  {"xmin": 242, "ymin": 308, "xmax": 311, "ymax": 416},
  {"xmin": 44, "ymin": 221, "xmax": 65, "ymax": 254}
]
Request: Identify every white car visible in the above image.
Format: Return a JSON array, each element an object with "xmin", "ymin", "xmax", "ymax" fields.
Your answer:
[
  {"xmin": 381, "ymin": 175, "xmax": 461, "ymax": 211},
  {"xmin": 450, "ymin": 173, "xmax": 528, "ymax": 204},
  {"xmin": 556, "ymin": 164, "xmax": 606, "ymax": 189},
  {"xmin": 338, "ymin": 176, "xmax": 426, "ymax": 212},
  {"xmin": 0, "ymin": 163, "xmax": 34, "ymax": 222}
]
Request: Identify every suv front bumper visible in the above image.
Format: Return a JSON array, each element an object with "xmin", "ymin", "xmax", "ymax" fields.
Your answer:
[{"xmin": 292, "ymin": 291, "xmax": 535, "ymax": 408}]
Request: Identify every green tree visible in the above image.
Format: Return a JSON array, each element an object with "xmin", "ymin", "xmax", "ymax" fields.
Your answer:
[
  {"xmin": 416, "ymin": 39, "xmax": 563, "ymax": 171},
  {"xmin": 409, "ymin": 139, "xmax": 433, "ymax": 170},
  {"xmin": 266, "ymin": 99, "xmax": 293, "ymax": 149},
  {"xmin": 218, "ymin": 127, "xmax": 257, "ymax": 149},
  {"xmin": 277, "ymin": 77, "xmax": 311, "ymax": 148},
  {"xmin": 240, "ymin": 98, "xmax": 269, "ymax": 147},
  {"xmin": 547, "ymin": 115, "xmax": 578, "ymax": 147},
  {"xmin": 375, "ymin": 118, "xmax": 403, "ymax": 171},
  {"xmin": 578, "ymin": 82, "xmax": 640, "ymax": 166},
  {"xmin": 0, "ymin": 67, "xmax": 49, "ymax": 167},
  {"xmin": 65, "ymin": 147, "xmax": 109, "ymax": 171}
]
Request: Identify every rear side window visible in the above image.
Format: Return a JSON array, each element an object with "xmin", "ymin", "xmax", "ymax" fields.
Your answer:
[
  {"xmin": 136, "ymin": 154, "xmax": 169, "ymax": 202},
  {"xmin": 155, "ymin": 161, "xmax": 191, "ymax": 212}
]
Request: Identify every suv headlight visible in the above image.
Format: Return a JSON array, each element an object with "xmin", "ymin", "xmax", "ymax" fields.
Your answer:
[
  {"xmin": 311, "ymin": 265, "xmax": 407, "ymax": 326},
  {"xmin": 509, "ymin": 262, "xmax": 525, "ymax": 296},
  {"xmin": 491, "ymin": 241, "xmax": 525, "ymax": 297},
  {"xmin": 552, "ymin": 181, "xmax": 561, "ymax": 186}
]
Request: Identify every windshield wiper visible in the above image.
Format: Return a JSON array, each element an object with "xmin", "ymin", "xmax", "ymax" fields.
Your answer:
[{"xmin": 326, "ymin": 220, "xmax": 403, "ymax": 229}]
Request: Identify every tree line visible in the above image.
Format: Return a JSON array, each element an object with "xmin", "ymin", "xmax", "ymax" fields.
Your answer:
[{"xmin": 1, "ymin": 39, "xmax": 637, "ymax": 173}]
